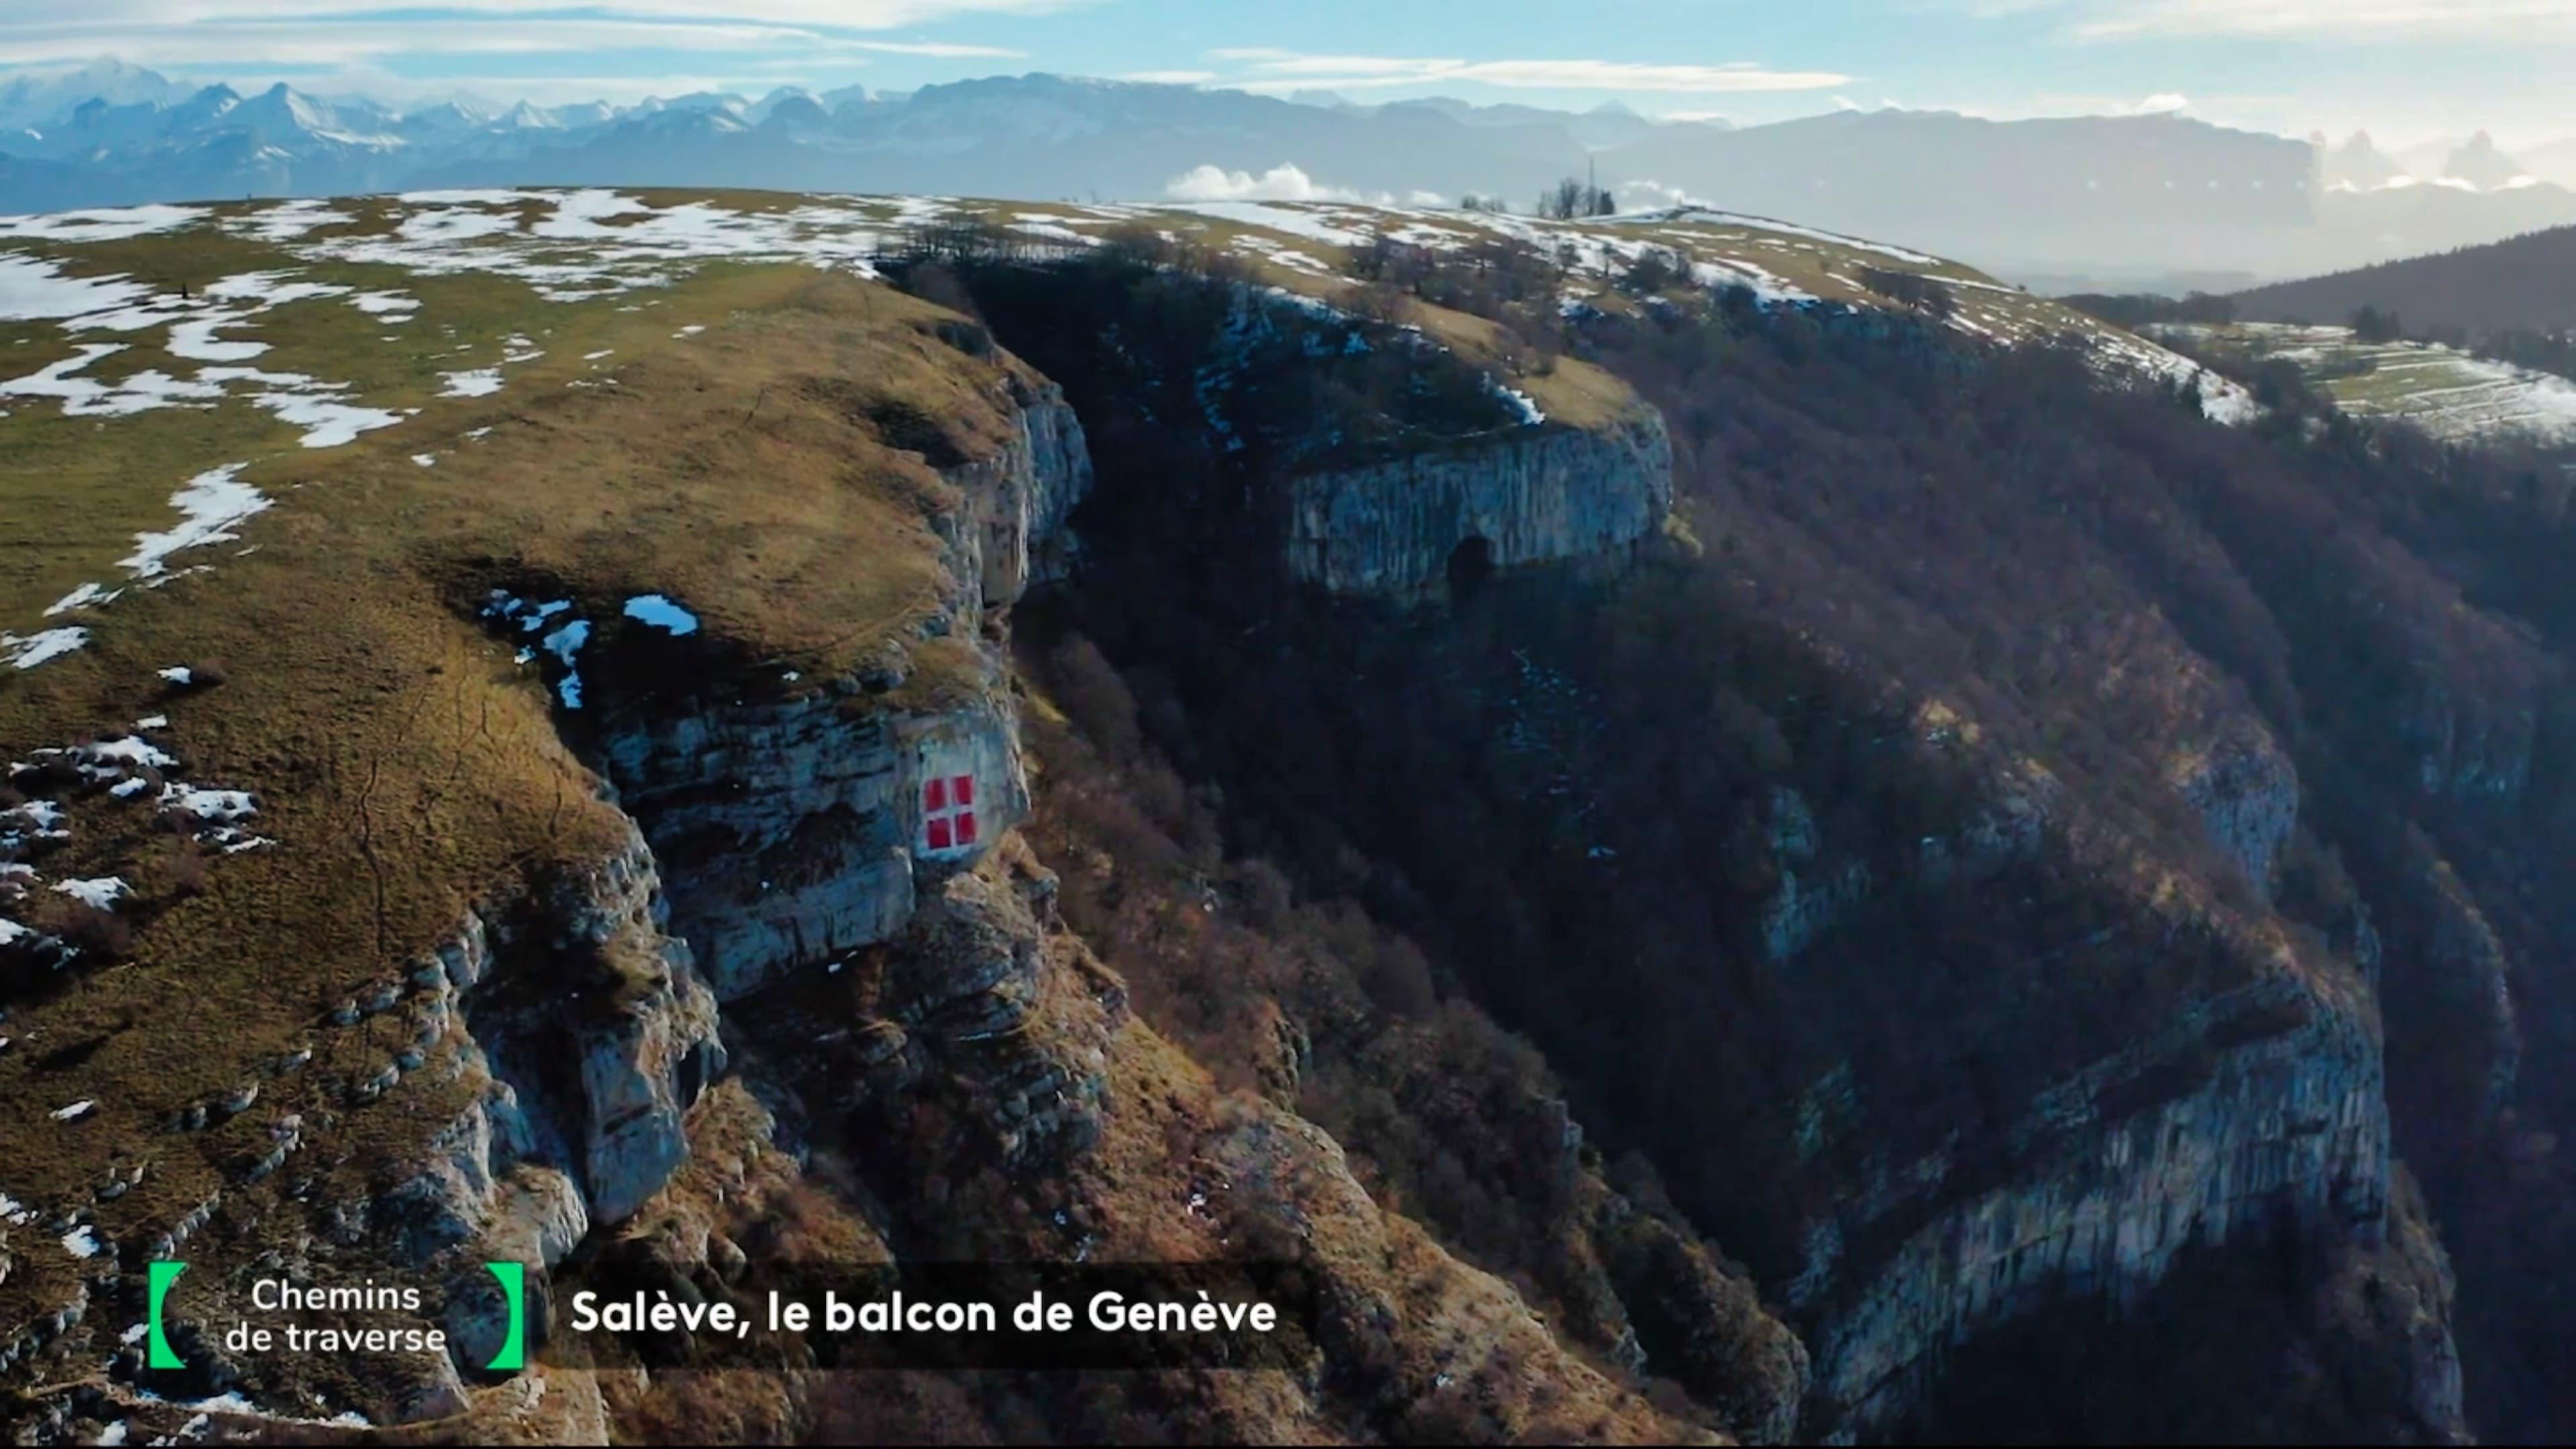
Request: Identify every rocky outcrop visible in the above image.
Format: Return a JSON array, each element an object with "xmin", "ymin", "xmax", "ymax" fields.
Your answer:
[
  {"xmin": 864, "ymin": 843, "xmax": 1123, "ymax": 1167},
  {"xmin": 2399, "ymin": 670, "xmax": 2540, "ymax": 804},
  {"xmin": 1733, "ymin": 752, "xmax": 2410, "ymax": 1436},
  {"xmin": 299, "ymin": 813, "xmax": 723, "ymax": 1399},
  {"xmin": 1761, "ymin": 759, "xmax": 2058, "ymax": 965},
  {"xmin": 2169, "ymin": 725, "xmax": 2300, "ymax": 890},
  {"xmin": 595, "ymin": 686, "xmax": 1029, "ymax": 1001},
  {"xmin": 1602, "ymin": 1207, "xmax": 1814, "ymax": 1444},
  {"xmin": 1285, "ymin": 407, "xmax": 1674, "ymax": 597},
  {"xmin": 360, "ymin": 377, "xmax": 1092, "ymax": 1394},
  {"xmin": 945, "ymin": 372, "xmax": 1093, "ymax": 607},
  {"xmin": 538, "ymin": 830, "xmax": 726, "ymax": 1224},
  {"xmin": 353, "ymin": 366, "xmax": 1091, "ymax": 1401},
  {"xmin": 592, "ymin": 381, "xmax": 1083, "ymax": 1002},
  {"xmin": 1796, "ymin": 969, "xmax": 2392, "ymax": 1434},
  {"xmin": 394, "ymin": 822, "xmax": 723, "ymax": 1245}
]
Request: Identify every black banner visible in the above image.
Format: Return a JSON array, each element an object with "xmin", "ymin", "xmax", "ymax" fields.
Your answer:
[{"xmin": 535, "ymin": 1260, "xmax": 1322, "ymax": 1373}]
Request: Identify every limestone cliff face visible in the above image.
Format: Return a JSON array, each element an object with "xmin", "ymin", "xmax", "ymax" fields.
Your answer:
[
  {"xmin": 313, "ymin": 816, "xmax": 724, "ymax": 1412},
  {"xmin": 1284, "ymin": 407, "xmax": 1674, "ymax": 596},
  {"xmin": 2400, "ymin": 671, "xmax": 2540, "ymax": 804},
  {"xmin": 945, "ymin": 372, "xmax": 1094, "ymax": 606},
  {"xmin": 591, "ymin": 382, "xmax": 1084, "ymax": 1002},
  {"xmin": 413, "ymin": 818, "xmax": 724, "ymax": 1244},
  {"xmin": 1795, "ymin": 969, "xmax": 2390, "ymax": 1432},
  {"xmin": 367, "ymin": 378, "xmax": 1090, "ymax": 1403},
  {"xmin": 594, "ymin": 687, "xmax": 1029, "ymax": 1002},
  {"xmin": 2170, "ymin": 724, "xmax": 2300, "ymax": 890},
  {"xmin": 1750, "ymin": 751, "xmax": 2418, "ymax": 1436}
]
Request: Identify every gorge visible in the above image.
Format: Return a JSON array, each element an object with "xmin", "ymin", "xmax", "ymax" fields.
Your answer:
[{"xmin": 4, "ymin": 196, "xmax": 2571, "ymax": 1445}]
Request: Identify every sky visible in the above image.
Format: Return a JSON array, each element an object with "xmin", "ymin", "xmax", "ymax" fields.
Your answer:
[{"xmin": 0, "ymin": 0, "xmax": 2566, "ymax": 148}]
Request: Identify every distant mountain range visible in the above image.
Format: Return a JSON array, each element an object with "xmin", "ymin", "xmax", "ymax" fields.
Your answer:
[
  {"xmin": 2314, "ymin": 128, "xmax": 2569, "ymax": 193},
  {"xmin": 3, "ymin": 61, "xmax": 2573, "ymax": 288}
]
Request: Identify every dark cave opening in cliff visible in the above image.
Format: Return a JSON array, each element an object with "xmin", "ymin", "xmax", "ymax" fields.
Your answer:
[{"xmin": 1447, "ymin": 536, "xmax": 1496, "ymax": 602}]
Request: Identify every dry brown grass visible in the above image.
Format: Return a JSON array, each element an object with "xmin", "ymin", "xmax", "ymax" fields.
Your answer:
[{"xmin": 0, "ymin": 261, "xmax": 1042, "ymax": 1328}]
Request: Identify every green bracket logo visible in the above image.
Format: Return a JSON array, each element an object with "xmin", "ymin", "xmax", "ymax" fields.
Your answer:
[
  {"xmin": 484, "ymin": 1261, "xmax": 526, "ymax": 1372},
  {"xmin": 146, "ymin": 1261, "xmax": 186, "ymax": 1371}
]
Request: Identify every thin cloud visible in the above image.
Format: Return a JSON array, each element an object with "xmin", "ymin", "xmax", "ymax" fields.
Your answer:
[
  {"xmin": 4, "ymin": 0, "xmax": 1075, "ymax": 25},
  {"xmin": 1208, "ymin": 49, "xmax": 1436, "ymax": 77},
  {"xmin": 0, "ymin": 3, "xmax": 1049, "ymax": 68},
  {"xmin": 1205, "ymin": 48, "xmax": 1851, "ymax": 95},
  {"xmin": 1119, "ymin": 70, "xmax": 1218, "ymax": 85},
  {"xmin": 2041, "ymin": 0, "xmax": 2576, "ymax": 40},
  {"xmin": 0, "ymin": 28, "xmax": 1018, "ymax": 70},
  {"xmin": 845, "ymin": 40, "xmax": 1026, "ymax": 57}
]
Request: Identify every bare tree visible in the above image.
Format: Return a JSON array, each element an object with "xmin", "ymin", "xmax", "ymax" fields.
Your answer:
[{"xmin": 1538, "ymin": 177, "xmax": 1587, "ymax": 221}]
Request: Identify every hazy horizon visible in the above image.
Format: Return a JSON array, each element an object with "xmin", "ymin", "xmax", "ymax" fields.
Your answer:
[{"xmin": 0, "ymin": 0, "xmax": 2567, "ymax": 151}]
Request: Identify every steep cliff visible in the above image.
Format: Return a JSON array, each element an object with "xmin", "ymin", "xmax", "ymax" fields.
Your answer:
[
  {"xmin": 1798, "ymin": 969, "xmax": 2388, "ymax": 1430},
  {"xmin": 590, "ymin": 376, "xmax": 1088, "ymax": 1000},
  {"xmin": 983, "ymin": 248, "xmax": 2485, "ymax": 1442},
  {"xmin": 903, "ymin": 233, "xmax": 1680, "ymax": 608},
  {"xmin": 0, "ymin": 252, "xmax": 1815, "ymax": 1446},
  {"xmin": 1285, "ymin": 407, "xmax": 1674, "ymax": 596},
  {"xmin": 13, "ymin": 187, "xmax": 2567, "ymax": 1445}
]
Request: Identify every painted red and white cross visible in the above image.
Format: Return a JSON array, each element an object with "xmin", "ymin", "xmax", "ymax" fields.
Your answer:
[{"xmin": 922, "ymin": 773, "xmax": 979, "ymax": 853}]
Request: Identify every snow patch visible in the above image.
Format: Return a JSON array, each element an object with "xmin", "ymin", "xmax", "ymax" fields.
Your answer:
[
  {"xmin": 622, "ymin": 594, "xmax": 699, "ymax": 635},
  {"xmin": 0, "ymin": 256, "xmax": 158, "ymax": 323},
  {"xmin": 1690, "ymin": 256, "xmax": 1817, "ymax": 305},
  {"xmin": 0, "ymin": 204, "xmax": 203, "ymax": 243},
  {"xmin": 53, "ymin": 877, "xmax": 128, "ymax": 909},
  {"xmin": 72, "ymin": 737, "xmax": 178, "ymax": 774},
  {"xmin": 167, "ymin": 316, "xmax": 267, "ymax": 362},
  {"xmin": 396, "ymin": 188, "xmax": 546, "ymax": 207},
  {"xmin": 1, "ymin": 799, "xmax": 68, "ymax": 837},
  {"xmin": 201, "ymin": 272, "xmax": 350, "ymax": 310},
  {"xmin": 161, "ymin": 784, "xmax": 258, "ymax": 823},
  {"xmin": 0, "ymin": 343, "xmax": 221, "ymax": 416},
  {"xmin": 122, "ymin": 464, "xmax": 266, "ymax": 578},
  {"xmin": 225, "ymin": 199, "xmax": 354, "ymax": 243},
  {"xmin": 1490, "ymin": 378, "xmax": 1546, "ymax": 426},
  {"xmin": 4, "ymin": 627, "xmax": 89, "ymax": 669},
  {"xmin": 398, "ymin": 207, "xmax": 523, "ymax": 245},
  {"xmin": 44, "ymin": 582, "xmax": 117, "ymax": 616},
  {"xmin": 1166, "ymin": 200, "xmax": 1375, "ymax": 248},
  {"xmin": 540, "ymin": 614, "xmax": 587, "ymax": 654},
  {"xmin": 1622, "ymin": 207, "xmax": 1946, "ymax": 266},
  {"xmin": 254, "ymin": 388, "xmax": 402, "ymax": 447}
]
